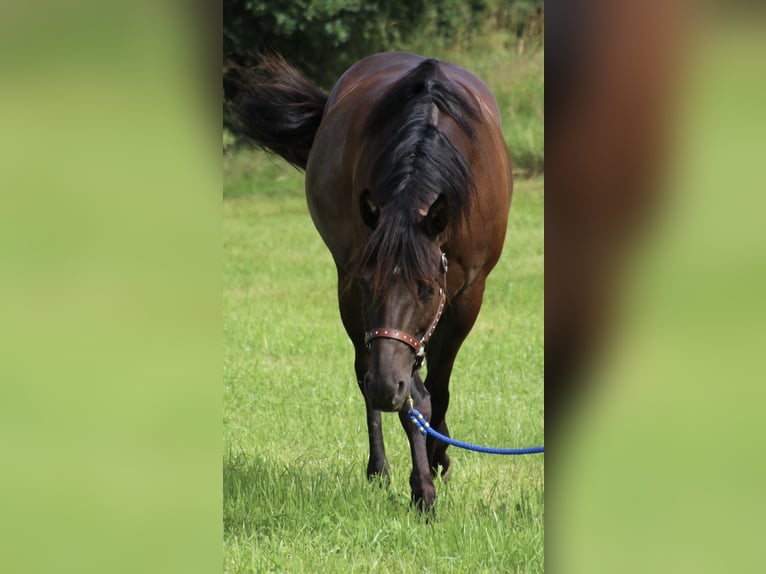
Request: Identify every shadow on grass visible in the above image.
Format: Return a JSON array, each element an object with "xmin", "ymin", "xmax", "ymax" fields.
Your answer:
[
  {"xmin": 223, "ymin": 452, "xmax": 543, "ymax": 572},
  {"xmin": 223, "ymin": 451, "xmax": 420, "ymax": 538}
]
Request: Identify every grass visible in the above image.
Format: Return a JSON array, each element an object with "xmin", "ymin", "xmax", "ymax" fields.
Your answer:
[{"xmin": 223, "ymin": 147, "xmax": 543, "ymax": 571}]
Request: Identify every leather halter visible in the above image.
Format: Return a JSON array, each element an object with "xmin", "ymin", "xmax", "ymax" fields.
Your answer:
[{"xmin": 364, "ymin": 253, "xmax": 448, "ymax": 370}]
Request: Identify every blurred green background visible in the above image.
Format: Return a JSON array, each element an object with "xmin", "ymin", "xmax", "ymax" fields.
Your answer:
[
  {"xmin": 551, "ymin": 16, "xmax": 766, "ymax": 574},
  {"xmin": 0, "ymin": 3, "xmax": 221, "ymax": 574}
]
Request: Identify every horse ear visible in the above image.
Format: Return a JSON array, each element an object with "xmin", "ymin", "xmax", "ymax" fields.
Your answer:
[
  {"xmin": 422, "ymin": 194, "xmax": 449, "ymax": 238},
  {"xmin": 359, "ymin": 189, "xmax": 380, "ymax": 230}
]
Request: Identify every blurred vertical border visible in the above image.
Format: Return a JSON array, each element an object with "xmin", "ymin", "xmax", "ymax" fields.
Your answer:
[
  {"xmin": 547, "ymin": 1, "xmax": 766, "ymax": 572},
  {"xmin": 0, "ymin": 1, "xmax": 222, "ymax": 573}
]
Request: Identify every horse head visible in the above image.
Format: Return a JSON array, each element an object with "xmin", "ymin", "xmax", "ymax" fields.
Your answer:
[{"xmin": 357, "ymin": 189, "xmax": 449, "ymax": 412}]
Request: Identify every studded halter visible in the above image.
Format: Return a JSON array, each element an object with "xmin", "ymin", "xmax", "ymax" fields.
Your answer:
[{"xmin": 364, "ymin": 252, "xmax": 448, "ymax": 370}]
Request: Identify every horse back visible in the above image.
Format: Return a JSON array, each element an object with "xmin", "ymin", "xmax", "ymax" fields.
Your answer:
[{"xmin": 305, "ymin": 52, "xmax": 512, "ymax": 283}]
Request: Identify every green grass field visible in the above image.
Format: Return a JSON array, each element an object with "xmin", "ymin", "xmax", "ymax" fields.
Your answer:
[{"xmin": 223, "ymin": 148, "xmax": 543, "ymax": 571}]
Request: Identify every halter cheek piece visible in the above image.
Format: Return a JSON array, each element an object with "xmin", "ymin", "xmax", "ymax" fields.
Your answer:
[{"xmin": 364, "ymin": 253, "xmax": 448, "ymax": 370}]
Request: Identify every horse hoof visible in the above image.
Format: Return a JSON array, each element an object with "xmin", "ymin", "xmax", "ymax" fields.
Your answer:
[
  {"xmin": 430, "ymin": 454, "xmax": 451, "ymax": 481},
  {"xmin": 411, "ymin": 489, "xmax": 437, "ymax": 514},
  {"xmin": 367, "ymin": 464, "xmax": 391, "ymax": 487}
]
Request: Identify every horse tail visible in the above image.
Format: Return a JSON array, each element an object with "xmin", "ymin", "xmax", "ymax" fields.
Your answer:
[{"xmin": 226, "ymin": 53, "xmax": 328, "ymax": 170}]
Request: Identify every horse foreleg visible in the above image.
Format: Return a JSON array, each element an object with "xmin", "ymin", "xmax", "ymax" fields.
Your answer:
[
  {"xmin": 398, "ymin": 371, "xmax": 436, "ymax": 511},
  {"xmin": 338, "ymin": 277, "xmax": 391, "ymax": 484},
  {"xmin": 360, "ymin": 389, "xmax": 390, "ymax": 483},
  {"xmin": 354, "ymin": 355, "xmax": 390, "ymax": 484},
  {"xmin": 424, "ymin": 335, "xmax": 459, "ymax": 480},
  {"xmin": 424, "ymin": 280, "xmax": 486, "ymax": 480},
  {"xmin": 428, "ymin": 419, "xmax": 451, "ymax": 480}
]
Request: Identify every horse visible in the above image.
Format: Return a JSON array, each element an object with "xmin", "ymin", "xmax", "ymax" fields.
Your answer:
[{"xmin": 228, "ymin": 51, "xmax": 512, "ymax": 510}]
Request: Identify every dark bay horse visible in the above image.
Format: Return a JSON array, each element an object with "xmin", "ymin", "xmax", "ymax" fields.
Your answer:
[{"xmin": 229, "ymin": 52, "xmax": 512, "ymax": 510}]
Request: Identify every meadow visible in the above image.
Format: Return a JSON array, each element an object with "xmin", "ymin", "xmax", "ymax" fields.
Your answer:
[{"xmin": 223, "ymin": 46, "xmax": 543, "ymax": 573}]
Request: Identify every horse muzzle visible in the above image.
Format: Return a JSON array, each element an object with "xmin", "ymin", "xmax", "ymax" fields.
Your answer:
[{"xmin": 363, "ymin": 370, "xmax": 410, "ymax": 412}]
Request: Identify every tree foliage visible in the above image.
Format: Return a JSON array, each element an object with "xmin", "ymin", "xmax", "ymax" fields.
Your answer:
[{"xmin": 223, "ymin": 0, "xmax": 543, "ymax": 89}]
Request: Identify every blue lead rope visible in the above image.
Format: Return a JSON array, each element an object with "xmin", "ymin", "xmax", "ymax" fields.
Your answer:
[{"xmin": 407, "ymin": 405, "xmax": 544, "ymax": 455}]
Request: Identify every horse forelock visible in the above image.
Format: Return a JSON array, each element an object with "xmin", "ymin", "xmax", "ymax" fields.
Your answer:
[{"xmin": 358, "ymin": 210, "xmax": 438, "ymax": 300}]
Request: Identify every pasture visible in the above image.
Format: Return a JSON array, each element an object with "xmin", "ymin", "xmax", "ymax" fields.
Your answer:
[{"xmin": 223, "ymin": 148, "xmax": 544, "ymax": 571}]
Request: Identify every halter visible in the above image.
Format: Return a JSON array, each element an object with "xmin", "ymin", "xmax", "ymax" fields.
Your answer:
[{"xmin": 364, "ymin": 252, "xmax": 448, "ymax": 370}]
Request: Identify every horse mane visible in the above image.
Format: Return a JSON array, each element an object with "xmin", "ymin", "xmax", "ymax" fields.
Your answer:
[{"xmin": 357, "ymin": 58, "xmax": 478, "ymax": 298}]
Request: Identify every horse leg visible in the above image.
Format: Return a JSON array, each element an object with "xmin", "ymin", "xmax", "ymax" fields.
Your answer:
[
  {"xmin": 424, "ymin": 280, "xmax": 487, "ymax": 480},
  {"xmin": 398, "ymin": 370, "xmax": 436, "ymax": 511},
  {"xmin": 355, "ymin": 351, "xmax": 390, "ymax": 483},
  {"xmin": 337, "ymin": 273, "xmax": 390, "ymax": 483},
  {"xmin": 429, "ymin": 415, "xmax": 452, "ymax": 480},
  {"xmin": 425, "ymin": 354, "xmax": 456, "ymax": 480}
]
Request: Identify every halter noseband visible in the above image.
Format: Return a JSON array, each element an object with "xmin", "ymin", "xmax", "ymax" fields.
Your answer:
[{"xmin": 364, "ymin": 252, "xmax": 448, "ymax": 370}]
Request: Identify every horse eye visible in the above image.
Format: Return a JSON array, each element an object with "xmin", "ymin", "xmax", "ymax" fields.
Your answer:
[{"xmin": 418, "ymin": 284, "xmax": 434, "ymax": 301}]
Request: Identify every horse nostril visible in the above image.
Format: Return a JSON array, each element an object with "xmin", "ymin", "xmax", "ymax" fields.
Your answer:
[{"xmin": 390, "ymin": 380, "xmax": 406, "ymax": 410}]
